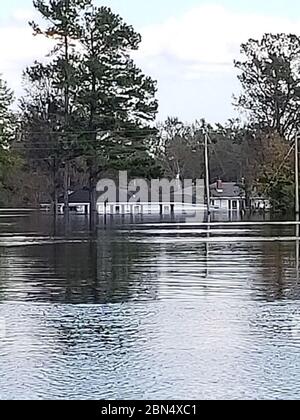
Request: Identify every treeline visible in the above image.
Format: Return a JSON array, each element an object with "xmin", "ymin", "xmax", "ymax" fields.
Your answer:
[{"xmin": 0, "ymin": 1, "xmax": 299, "ymax": 212}]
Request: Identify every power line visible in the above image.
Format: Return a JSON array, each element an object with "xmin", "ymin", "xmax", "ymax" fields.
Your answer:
[
  {"xmin": 15, "ymin": 127, "xmax": 157, "ymax": 134},
  {"xmin": 20, "ymin": 153, "xmax": 149, "ymax": 162}
]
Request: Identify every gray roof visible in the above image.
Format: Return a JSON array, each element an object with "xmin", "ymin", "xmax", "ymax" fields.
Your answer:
[
  {"xmin": 50, "ymin": 184, "xmax": 205, "ymax": 205},
  {"xmin": 58, "ymin": 189, "xmax": 90, "ymax": 204},
  {"xmin": 210, "ymin": 182, "xmax": 245, "ymax": 199}
]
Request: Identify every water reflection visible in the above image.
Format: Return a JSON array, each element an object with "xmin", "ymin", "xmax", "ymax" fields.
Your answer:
[
  {"xmin": 0, "ymin": 213, "xmax": 300, "ymax": 399},
  {"xmin": 0, "ymin": 233, "xmax": 160, "ymax": 304},
  {"xmin": 1, "ymin": 213, "xmax": 300, "ymax": 303}
]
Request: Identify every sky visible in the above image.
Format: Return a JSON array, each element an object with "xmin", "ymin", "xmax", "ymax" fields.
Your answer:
[{"xmin": 1, "ymin": 0, "xmax": 300, "ymax": 123}]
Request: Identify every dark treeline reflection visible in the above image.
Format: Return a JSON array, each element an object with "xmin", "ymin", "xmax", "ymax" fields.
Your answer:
[
  {"xmin": 0, "ymin": 214, "xmax": 300, "ymax": 304},
  {"xmin": 254, "ymin": 240, "xmax": 300, "ymax": 301},
  {"xmin": 0, "ymin": 231, "xmax": 160, "ymax": 304}
]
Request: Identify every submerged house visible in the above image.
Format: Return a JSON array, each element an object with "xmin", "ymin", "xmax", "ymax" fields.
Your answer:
[
  {"xmin": 41, "ymin": 182, "xmax": 206, "ymax": 216},
  {"xmin": 97, "ymin": 182, "xmax": 205, "ymax": 216},
  {"xmin": 210, "ymin": 180, "xmax": 246, "ymax": 212},
  {"xmin": 41, "ymin": 189, "xmax": 91, "ymax": 214},
  {"xmin": 250, "ymin": 185, "xmax": 271, "ymax": 212},
  {"xmin": 97, "ymin": 201, "xmax": 204, "ymax": 216},
  {"xmin": 250, "ymin": 196, "xmax": 271, "ymax": 212},
  {"xmin": 58, "ymin": 189, "xmax": 91, "ymax": 214}
]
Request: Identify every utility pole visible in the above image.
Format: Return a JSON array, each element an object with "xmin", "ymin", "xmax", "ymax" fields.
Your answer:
[
  {"xmin": 53, "ymin": 156, "xmax": 58, "ymax": 215},
  {"xmin": 296, "ymin": 132, "xmax": 299, "ymax": 217},
  {"xmin": 295, "ymin": 133, "xmax": 299, "ymax": 281},
  {"xmin": 204, "ymin": 129, "xmax": 211, "ymax": 215}
]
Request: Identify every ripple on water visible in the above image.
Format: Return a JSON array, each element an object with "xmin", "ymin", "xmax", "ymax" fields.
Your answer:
[
  {"xmin": 0, "ymin": 215, "xmax": 300, "ymax": 399},
  {"xmin": 1, "ymin": 300, "xmax": 300, "ymax": 400}
]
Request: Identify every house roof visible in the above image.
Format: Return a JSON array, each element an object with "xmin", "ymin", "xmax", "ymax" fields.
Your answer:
[
  {"xmin": 58, "ymin": 189, "xmax": 90, "ymax": 204},
  {"xmin": 45, "ymin": 183, "xmax": 206, "ymax": 205},
  {"xmin": 210, "ymin": 182, "xmax": 245, "ymax": 199}
]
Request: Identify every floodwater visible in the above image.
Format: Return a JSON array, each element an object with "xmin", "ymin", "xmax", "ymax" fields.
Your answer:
[{"xmin": 0, "ymin": 211, "xmax": 300, "ymax": 400}]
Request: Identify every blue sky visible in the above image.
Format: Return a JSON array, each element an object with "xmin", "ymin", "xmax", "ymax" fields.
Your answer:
[
  {"xmin": 1, "ymin": 1, "xmax": 300, "ymax": 122},
  {"xmin": 1, "ymin": 0, "xmax": 300, "ymax": 25}
]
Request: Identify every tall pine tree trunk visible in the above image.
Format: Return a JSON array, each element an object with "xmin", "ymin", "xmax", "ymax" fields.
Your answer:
[
  {"xmin": 89, "ymin": 162, "xmax": 97, "ymax": 231},
  {"xmin": 64, "ymin": 161, "xmax": 70, "ymax": 220},
  {"xmin": 63, "ymin": 0, "xmax": 70, "ymax": 219},
  {"xmin": 52, "ymin": 157, "xmax": 58, "ymax": 215}
]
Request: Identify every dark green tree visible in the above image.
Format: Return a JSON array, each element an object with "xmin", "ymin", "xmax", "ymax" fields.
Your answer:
[
  {"xmin": 0, "ymin": 76, "xmax": 14, "ymax": 152},
  {"xmin": 0, "ymin": 76, "xmax": 16, "ymax": 198},
  {"xmin": 75, "ymin": 6, "xmax": 158, "ymax": 214},
  {"xmin": 27, "ymin": 0, "xmax": 92, "ymax": 214},
  {"xmin": 22, "ymin": 1, "xmax": 158, "ymax": 215},
  {"xmin": 20, "ymin": 65, "xmax": 66, "ymax": 208},
  {"xmin": 235, "ymin": 33, "xmax": 300, "ymax": 140}
]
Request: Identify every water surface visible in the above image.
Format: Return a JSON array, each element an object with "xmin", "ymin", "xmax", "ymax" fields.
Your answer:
[{"xmin": 0, "ymin": 212, "xmax": 300, "ymax": 400}]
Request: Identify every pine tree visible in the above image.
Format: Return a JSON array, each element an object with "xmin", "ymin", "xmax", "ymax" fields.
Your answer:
[
  {"xmin": 0, "ymin": 75, "xmax": 15, "ymax": 176},
  {"xmin": 0, "ymin": 76, "xmax": 18, "ymax": 203},
  {"xmin": 27, "ymin": 0, "xmax": 92, "ymax": 214},
  {"xmin": 22, "ymin": 1, "xmax": 158, "ymax": 216},
  {"xmin": 0, "ymin": 76, "xmax": 14, "ymax": 149},
  {"xmin": 235, "ymin": 33, "xmax": 300, "ymax": 139},
  {"xmin": 76, "ymin": 6, "xmax": 158, "ymax": 214}
]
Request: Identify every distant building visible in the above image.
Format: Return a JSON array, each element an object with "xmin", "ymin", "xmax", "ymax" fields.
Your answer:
[
  {"xmin": 210, "ymin": 180, "xmax": 246, "ymax": 212},
  {"xmin": 41, "ymin": 189, "xmax": 90, "ymax": 214},
  {"xmin": 97, "ymin": 182, "xmax": 205, "ymax": 215},
  {"xmin": 41, "ymin": 182, "xmax": 206, "ymax": 216},
  {"xmin": 249, "ymin": 185, "xmax": 271, "ymax": 212},
  {"xmin": 97, "ymin": 201, "xmax": 205, "ymax": 216},
  {"xmin": 251, "ymin": 197, "xmax": 272, "ymax": 212}
]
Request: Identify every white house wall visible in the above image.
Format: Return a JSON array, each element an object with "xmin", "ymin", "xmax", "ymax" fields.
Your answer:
[
  {"xmin": 96, "ymin": 202, "xmax": 206, "ymax": 215},
  {"xmin": 211, "ymin": 198, "xmax": 243, "ymax": 212}
]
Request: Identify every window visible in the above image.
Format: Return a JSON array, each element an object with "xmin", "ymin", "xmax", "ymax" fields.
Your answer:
[
  {"xmin": 134, "ymin": 206, "xmax": 141, "ymax": 214},
  {"xmin": 232, "ymin": 200, "xmax": 238, "ymax": 210}
]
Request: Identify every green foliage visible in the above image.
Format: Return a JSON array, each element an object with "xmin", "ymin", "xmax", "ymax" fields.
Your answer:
[
  {"xmin": 0, "ymin": 76, "xmax": 18, "ymax": 203},
  {"xmin": 252, "ymin": 132, "xmax": 295, "ymax": 212},
  {"xmin": 20, "ymin": 0, "xmax": 158, "ymax": 206},
  {"xmin": 75, "ymin": 6, "xmax": 158, "ymax": 179},
  {"xmin": 0, "ymin": 76, "xmax": 14, "ymax": 148},
  {"xmin": 152, "ymin": 117, "xmax": 206, "ymax": 180},
  {"xmin": 235, "ymin": 33, "xmax": 300, "ymax": 139},
  {"xmin": 28, "ymin": 0, "xmax": 92, "ymax": 159}
]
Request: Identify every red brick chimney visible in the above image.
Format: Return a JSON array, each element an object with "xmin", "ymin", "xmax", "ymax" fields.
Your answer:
[{"xmin": 217, "ymin": 179, "xmax": 223, "ymax": 191}]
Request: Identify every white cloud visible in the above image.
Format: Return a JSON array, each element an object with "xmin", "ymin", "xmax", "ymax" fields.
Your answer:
[
  {"xmin": 2, "ymin": 3, "xmax": 300, "ymax": 120},
  {"xmin": 135, "ymin": 4, "xmax": 300, "ymax": 80},
  {"xmin": 0, "ymin": 9, "xmax": 52, "ymax": 99},
  {"xmin": 132, "ymin": 4, "xmax": 300, "ymax": 121},
  {"xmin": 11, "ymin": 8, "xmax": 36, "ymax": 23},
  {"xmin": 0, "ymin": 26, "xmax": 48, "ymax": 69}
]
